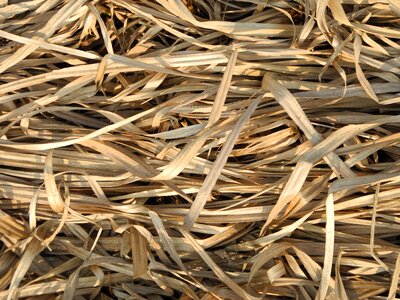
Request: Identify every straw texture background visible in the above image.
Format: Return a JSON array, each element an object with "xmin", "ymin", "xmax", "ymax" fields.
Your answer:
[{"xmin": 0, "ymin": 0, "xmax": 400, "ymax": 299}]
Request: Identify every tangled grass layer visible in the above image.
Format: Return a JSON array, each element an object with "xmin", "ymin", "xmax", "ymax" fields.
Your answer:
[{"xmin": 0, "ymin": 0, "xmax": 400, "ymax": 299}]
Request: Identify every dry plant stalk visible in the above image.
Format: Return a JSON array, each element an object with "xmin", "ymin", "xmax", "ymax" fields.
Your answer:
[{"xmin": 0, "ymin": 0, "xmax": 399, "ymax": 299}]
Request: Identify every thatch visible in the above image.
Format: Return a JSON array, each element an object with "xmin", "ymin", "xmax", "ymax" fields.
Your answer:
[{"xmin": 0, "ymin": 0, "xmax": 399, "ymax": 299}]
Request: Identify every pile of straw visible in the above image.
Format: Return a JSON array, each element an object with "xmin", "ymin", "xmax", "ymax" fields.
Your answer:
[{"xmin": 0, "ymin": 0, "xmax": 399, "ymax": 299}]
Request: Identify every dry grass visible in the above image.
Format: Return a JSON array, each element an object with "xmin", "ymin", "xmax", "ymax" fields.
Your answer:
[{"xmin": 0, "ymin": 0, "xmax": 400, "ymax": 299}]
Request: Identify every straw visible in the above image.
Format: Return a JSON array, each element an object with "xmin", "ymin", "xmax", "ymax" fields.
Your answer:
[{"xmin": 0, "ymin": 0, "xmax": 399, "ymax": 299}]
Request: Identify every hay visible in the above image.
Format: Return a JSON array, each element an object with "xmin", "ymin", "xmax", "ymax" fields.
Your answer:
[{"xmin": 0, "ymin": 0, "xmax": 399, "ymax": 299}]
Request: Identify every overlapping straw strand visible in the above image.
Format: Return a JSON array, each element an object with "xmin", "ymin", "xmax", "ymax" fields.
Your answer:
[{"xmin": 0, "ymin": 0, "xmax": 400, "ymax": 299}]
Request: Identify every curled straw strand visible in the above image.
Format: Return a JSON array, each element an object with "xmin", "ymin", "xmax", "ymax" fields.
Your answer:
[{"xmin": 0, "ymin": 0, "xmax": 400, "ymax": 299}]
